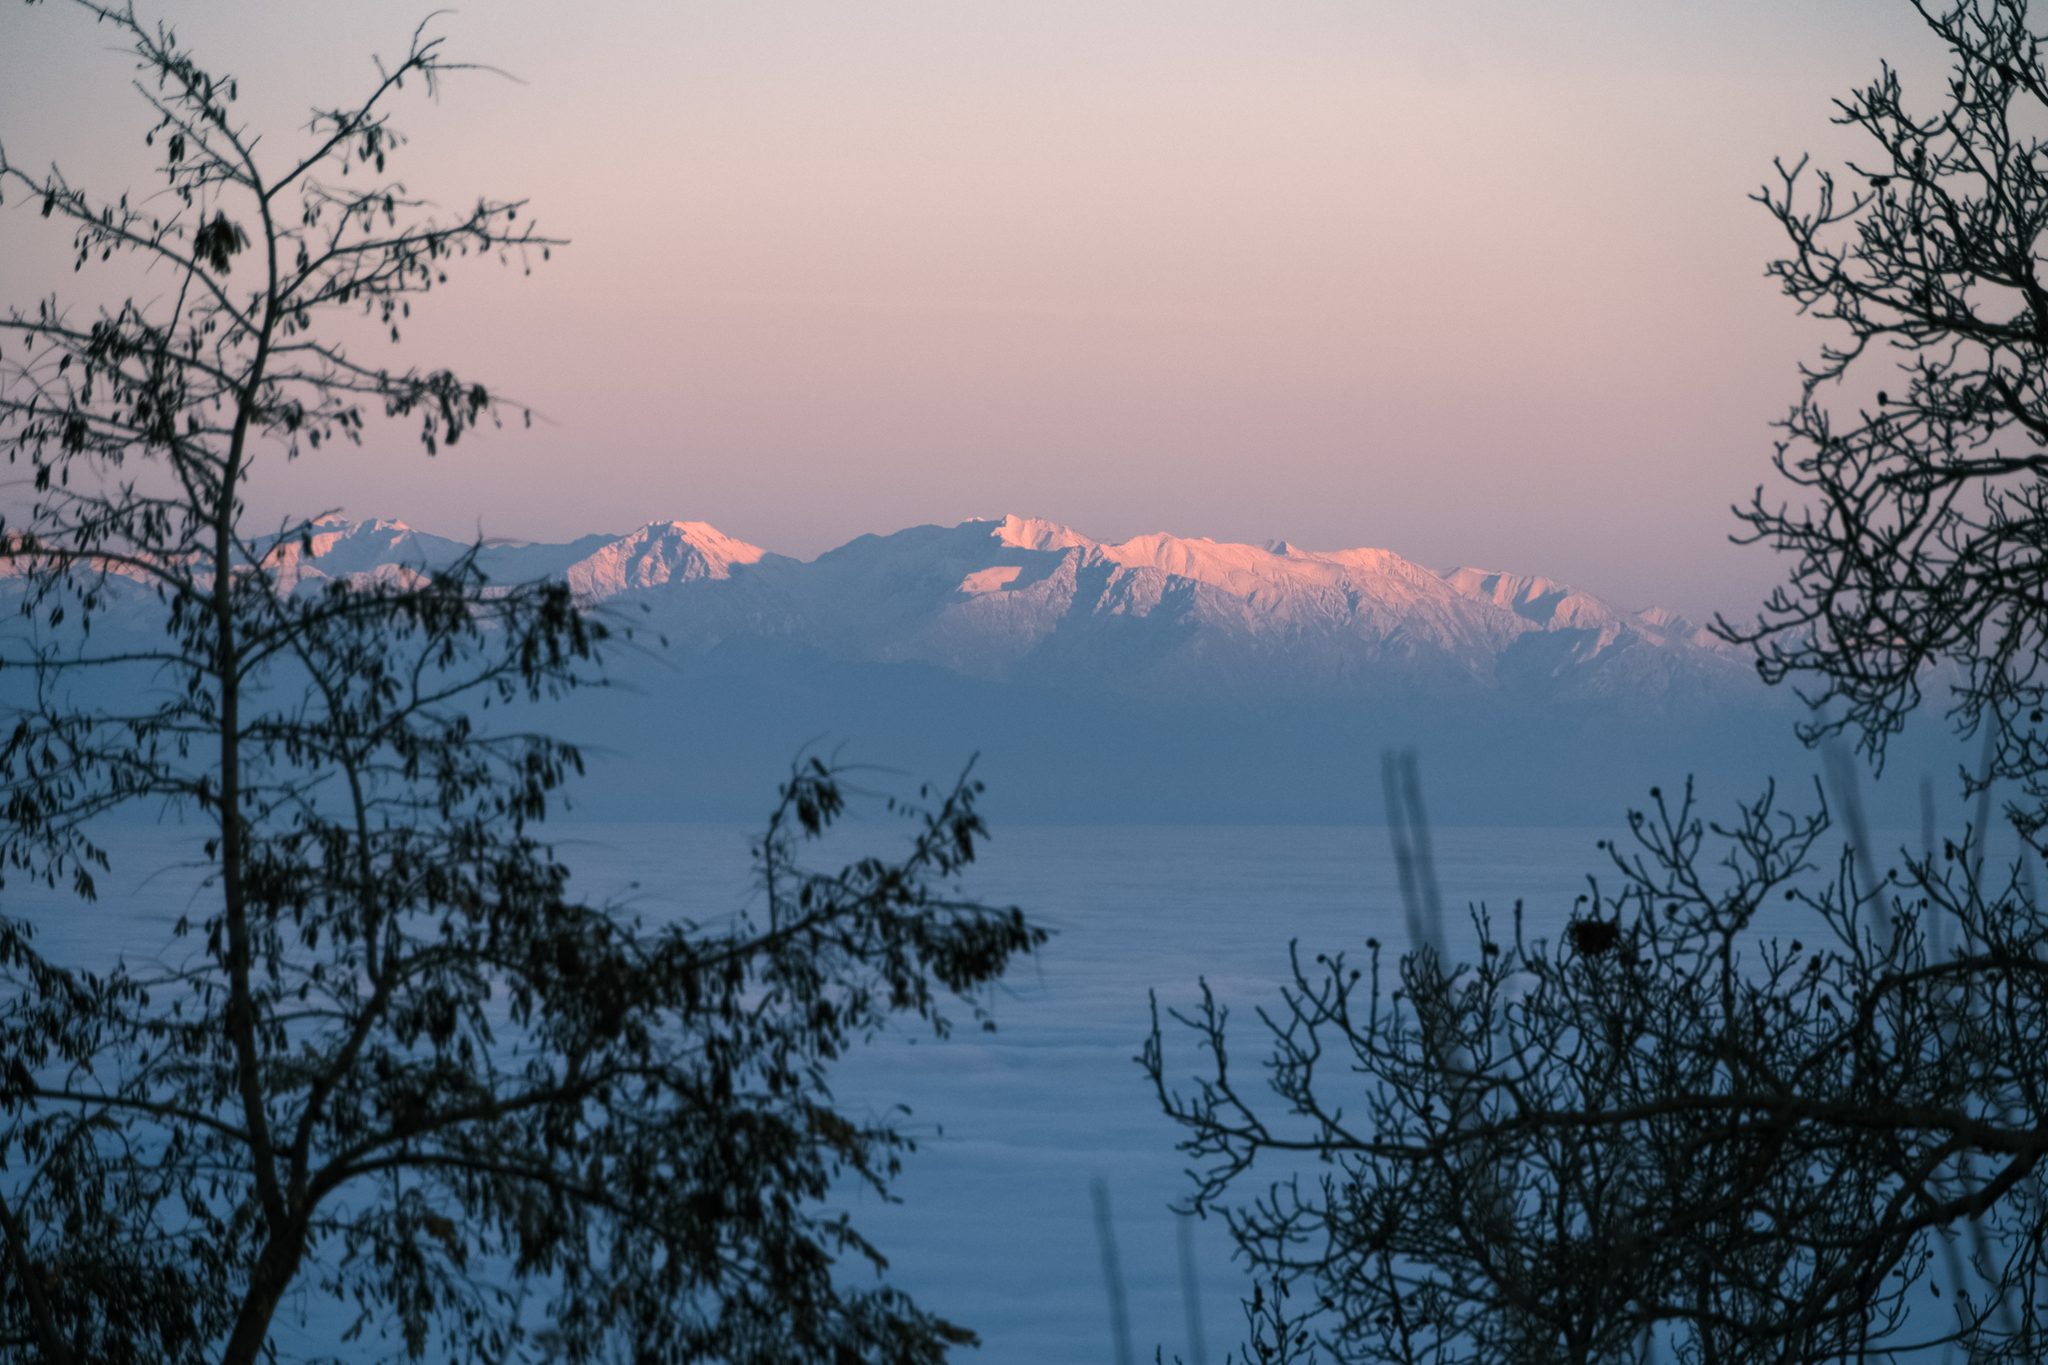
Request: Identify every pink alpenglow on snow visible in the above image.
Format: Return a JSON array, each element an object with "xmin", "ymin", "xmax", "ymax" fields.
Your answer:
[
  {"xmin": 558, "ymin": 513, "xmax": 1758, "ymax": 708},
  {"xmin": 189, "ymin": 511, "xmax": 1758, "ymax": 710},
  {"xmin": 565, "ymin": 522, "xmax": 767, "ymax": 601}
]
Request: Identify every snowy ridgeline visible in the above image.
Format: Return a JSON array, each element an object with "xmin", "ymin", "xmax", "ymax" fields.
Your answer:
[
  {"xmin": 2, "ymin": 512, "xmax": 1960, "ymax": 825},
  {"xmin": 196, "ymin": 512, "xmax": 1758, "ymax": 711}
]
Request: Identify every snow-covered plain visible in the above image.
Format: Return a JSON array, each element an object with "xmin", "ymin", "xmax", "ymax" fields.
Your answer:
[
  {"xmin": 723, "ymin": 819, "xmax": 1617, "ymax": 1364},
  {"xmin": 10, "ymin": 813, "xmax": 1727, "ymax": 1363},
  {"xmin": 18, "ymin": 776, "xmax": 2003, "ymax": 1362},
  {"xmin": 444, "ymin": 809, "xmax": 2008, "ymax": 1364}
]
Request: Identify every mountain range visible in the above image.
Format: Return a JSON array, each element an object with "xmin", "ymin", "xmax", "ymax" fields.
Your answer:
[
  {"xmin": 269, "ymin": 513, "xmax": 1762, "ymax": 716},
  {"xmin": 11, "ymin": 514, "xmax": 1948, "ymax": 825}
]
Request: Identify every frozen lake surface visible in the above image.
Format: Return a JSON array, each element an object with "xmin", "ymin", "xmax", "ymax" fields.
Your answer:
[{"xmin": 18, "ymin": 807, "xmax": 1949, "ymax": 1364}]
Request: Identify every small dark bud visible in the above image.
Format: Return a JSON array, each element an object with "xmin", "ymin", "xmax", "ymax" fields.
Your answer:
[{"xmin": 1877, "ymin": 391, "xmax": 1889, "ymax": 405}]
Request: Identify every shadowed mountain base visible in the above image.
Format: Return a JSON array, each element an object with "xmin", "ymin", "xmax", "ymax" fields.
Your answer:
[{"xmin": 553, "ymin": 638, "xmax": 1963, "ymax": 827}]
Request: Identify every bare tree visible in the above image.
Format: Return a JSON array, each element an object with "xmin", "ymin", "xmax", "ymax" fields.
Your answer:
[
  {"xmin": 1148, "ymin": 5, "xmax": 2048, "ymax": 1360},
  {"xmin": 0, "ymin": 5, "xmax": 1043, "ymax": 1363},
  {"xmin": 1726, "ymin": 0, "xmax": 2048, "ymax": 846},
  {"xmin": 1150, "ymin": 780, "xmax": 2048, "ymax": 1364}
]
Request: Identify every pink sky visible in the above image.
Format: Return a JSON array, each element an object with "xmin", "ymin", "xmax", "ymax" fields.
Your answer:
[{"xmin": 1, "ymin": 0, "xmax": 1938, "ymax": 619}]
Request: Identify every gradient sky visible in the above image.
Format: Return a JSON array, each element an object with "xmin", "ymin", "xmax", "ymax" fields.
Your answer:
[{"xmin": 0, "ymin": 0, "xmax": 1943, "ymax": 620}]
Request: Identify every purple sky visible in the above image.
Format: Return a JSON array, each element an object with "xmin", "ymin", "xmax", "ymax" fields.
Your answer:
[{"xmin": 1, "ymin": 0, "xmax": 1940, "ymax": 619}]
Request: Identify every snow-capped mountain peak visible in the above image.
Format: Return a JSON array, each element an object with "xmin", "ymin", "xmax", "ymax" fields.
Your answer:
[
  {"xmin": 565, "ymin": 521, "xmax": 766, "ymax": 600},
  {"xmin": 991, "ymin": 514, "xmax": 1097, "ymax": 554},
  {"xmin": 1440, "ymin": 566, "xmax": 1626, "ymax": 633}
]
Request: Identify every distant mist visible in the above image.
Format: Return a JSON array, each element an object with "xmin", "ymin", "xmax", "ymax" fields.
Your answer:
[{"xmin": 553, "ymin": 633, "xmax": 1968, "ymax": 829}]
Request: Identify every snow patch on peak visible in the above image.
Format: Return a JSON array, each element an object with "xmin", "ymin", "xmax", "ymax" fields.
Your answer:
[
  {"xmin": 963, "ymin": 518, "xmax": 1489, "ymax": 617},
  {"xmin": 992, "ymin": 515, "xmax": 1099, "ymax": 554},
  {"xmin": 261, "ymin": 517, "xmax": 458, "ymax": 578},
  {"xmin": 958, "ymin": 566, "xmax": 1024, "ymax": 594},
  {"xmin": 565, "ymin": 522, "xmax": 765, "ymax": 600},
  {"xmin": 975, "ymin": 518, "xmax": 1436, "ymax": 596},
  {"xmin": 1633, "ymin": 605, "xmax": 1734, "ymax": 652},
  {"xmin": 288, "ymin": 515, "xmax": 379, "ymax": 563},
  {"xmin": 1440, "ymin": 566, "xmax": 1619, "ymax": 633},
  {"xmin": 1097, "ymin": 531, "xmax": 1434, "ymax": 603},
  {"xmin": 248, "ymin": 516, "xmax": 768, "ymax": 598}
]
